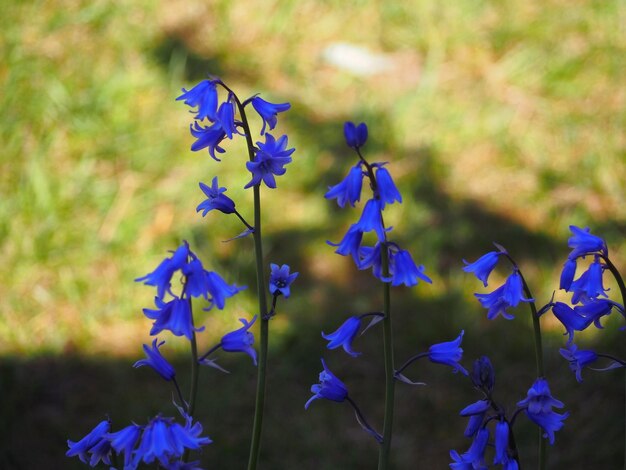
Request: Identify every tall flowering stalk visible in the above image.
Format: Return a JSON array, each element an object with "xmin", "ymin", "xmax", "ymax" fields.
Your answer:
[
  {"xmin": 308, "ymin": 122, "xmax": 432, "ymax": 469},
  {"xmin": 178, "ymin": 78, "xmax": 296, "ymax": 470}
]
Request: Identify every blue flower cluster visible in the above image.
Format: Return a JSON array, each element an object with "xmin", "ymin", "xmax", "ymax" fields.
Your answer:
[{"xmin": 66, "ymin": 415, "xmax": 211, "ymax": 469}]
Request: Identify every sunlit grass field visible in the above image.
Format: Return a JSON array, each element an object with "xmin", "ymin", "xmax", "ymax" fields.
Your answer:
[{"xmin": 1, "ymin": 0, "xmax": 625, "ymax": 468}]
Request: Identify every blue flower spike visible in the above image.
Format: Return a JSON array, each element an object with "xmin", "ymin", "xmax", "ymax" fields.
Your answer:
[
  {"xmin": 305, "ymin": 359, "xmax": 349, "ymax": 409},
  {"xmin": 428, "ymin": 331, "xmax": 468, "ymax": 375},
  {"xmin": 250, "ymin": 96, "xmax": 291, "ymax": 135}
]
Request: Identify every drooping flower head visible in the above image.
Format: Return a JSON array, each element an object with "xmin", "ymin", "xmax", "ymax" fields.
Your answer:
[
  {"xmin": 106, "ymin": 424, "xmax": 142, "ymax": 469},
  {"xmin": 325, "ymin": 163, "xmax": 365, "ymax": 208},
  {"xmin": 176, "ymin": 78, "xmax": 219, "ymax": 121},
  {"xmin": 204, "ymin": 270, "xmax": 246, "ymax": 310},
  {"xmin": 373, "ymin": 165, "xmax": 402, "ymax": 208},
  {"xmin": 269, "ymin": 263, "xmax": 299, "ymax": 298},
  {"xmin": 322, "ymin": 316, "xmax": 362, "ymax": 357},
  {"xmin": 328, "ymin": 224, "xmax": 364, "ymax": 265},
  {"xmin": 559, "ymin": 258, "xmax": 577, "ymax": 291},
  {"xmin": 463, "ymin": 251, "xmax": 504, "ymax": 287},
  {"xmin": 354, "ymin": 198, "xmax": 387, "ymax": 242},
  {"xmin": 459, "ymin": 399, "xmax": 490, "ymax": 438},
  {"xmin": 188, "ymin": 101, "xmax": 237, "ymax": 160},
  {"xmin": 197, "ymin": 177, "xmax": 236, "ymax": 216},
  {"xmin": 135, "ymin": 242, "xmax": 190, "ymax": 299},
  {"xmin": 449, "ymin": 427, "xmax": 489, "ymax": 469},
  {"xmin": 494, "ymin": 420, "xmax": 511, "ymax": 466},
  {"xmin": 474, "ymin": 270, "xmax": 533, "ymax": 320},
  {"xmin": 133, "ymin": 338, "xmax": 176, "ymax": 381},
  {"xmin": 66, "ymin": 419, "xmax": 112, "ymax": 467},
  {"xmin": 143, "ymin": 296, "xmax": 204, "ymax": 340},
  {"xmin": 344, "ymin": 121, "xmax": 368, "ymax": 149},
  {"xmin": 567, "ymin": 257, "xmax": 608, "ymax": 304},
  {"xmin": 220, "ymin": 316, "xmax": 258, "ymax": 365},
  {"xmin": 388, "ymin": 247, "xmax": 432, "ymax": 287},
  {"xmin": 567, "ymin": 225, "xmax": 608, "ymax": 260},
  {"xmin": 245, "ymin": 134, "xmax": 295, "ymax": 189},
  {"xmin": 559, "ymin": 343, "xmax": 598, "ymax": 382},
  {"xmin": 517, "ymin": 378, "xmax": 569, "ymax": 444},
  {"xmin": 428, "ymin": 331, "xmax": 468, "ymax": 375},
  {"xmin": 250, "ymin": 96, "xmax": 291, "ymax": 135},
  {"xmin": 305, "ymin": 359, "xmax": 349, "ymax": 409},
  {"xmin": 470, "ymin": 356, "xmax": 495, "ymax": 393}
]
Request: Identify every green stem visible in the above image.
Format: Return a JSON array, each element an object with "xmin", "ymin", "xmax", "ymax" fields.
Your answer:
[
  {"xmin": 601, "ymin": 255, "xmax": 626, "ymax": 470},
  {"xmin": 377, "ymin": 243, "xmax": 395, "ymax": 470},
  {"xmin": 183, "ymin": 299, "xmax": 199, "ymax": 463},
  {"xmin": 223, "ymin": 85, "xmax": 270, "ymax": 470}
]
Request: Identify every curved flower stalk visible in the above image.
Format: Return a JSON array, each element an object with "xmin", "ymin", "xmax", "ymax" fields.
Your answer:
[
  {"xmin": 315, "ymin": 121, "xmax": 431, "ymax": 469},
  {"xmin": 177, "ymin": 77, "xmax": 296, "ymax": 470}
]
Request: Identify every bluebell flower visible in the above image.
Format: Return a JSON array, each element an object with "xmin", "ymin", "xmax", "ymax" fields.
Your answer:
[
  {"xmin": 190, "ymin": 120, "xmax": 227, "ymax": 160},
  {"xmin": 389, "ymin": 248, "xmax": 432, "ymax": 287},
  {"xmin": 66, "ymin": 419, "xmax": 112, "ymax": 467},
  {"xmin": 269, "ymin": 263, "xmax": 299, "ymax": 298},
  {"xmin": 560, "ymin": 343, "xmax": 598, "ymax": 382},
  {"xmin": 449, "ymin": 427, "xmax": 489, "ymax": 470},
  {"xmin": 474, "ymin": 271, "xmax": 532, "ymax": 320},
  {"xmin": 176, "ymin": 79, "xmax": 219, "ymax": 121},
  {"xmin": 106, "ymin": 423, "xmax": 142, "ymax": 469},
  {"xmin": 459, "ymin": 400, "xmax": 490, "ymax": 438},
  {"xmin": 567, "ymin": 225, "xmax": 607, "ymax": 259},
  {"xmin": 181, "ymin": 257, "xmax": 210, "ymax": 299},
  {"xmin": 143, "ymin": 296, "xmax": 204, "ymax": 340},
  {"xmin": 374, "ymin": 166, "xmax": 402, "ymax": 208},
  {"xmin": 568, "ymin": 258, "xmax": 608, "ymax": 303},
  {"xmin": 358, "ymin": 242, "xmax": 384, "ymax": 279},
  {"xmin": 135, "ymin": 415, "xmax": 211, "ymax": 467},
  {"xmin": 494, "ymin": 420, "xmax": 510, "ymax": 465},
  {"xmin": 197, "ymin": 177, "xmax": 236, "ymax": 216},
  {"xmin": 205, "ymin": 270, "xmax": 246, "ymax": 310},
  {"xmin": 548, "ymin": 301, "xmax": 594, "ymax": 345},
  {"xmin": 576, "ymin": 299, "xmax": 625, "ymax": 328},
  {"xmin": 250, "ymin": 96, "xmax": 291, "ymax": 135},
  {"xmin": 355, "ymin": 198, "xmax": 387, "ymax": 241},
  {"xmin": 328, "ymin": 224, "xmax": 363, "ymax": 264},
  {"xmin": 322, "ymin": 316, "xmax": 362, "ymax": 357},
  {"xmin": 428, "ymin": 331, "xmax": 468, "ymax": 375},
  {"xmin": 517, "ymin": 378, "xmax": 569, "ymax": 444},
  {"xmin": 220, "ymin": 316, "xmax": 258, "ymax": 365},
  {"xmin": 134, "ymin": 338, "xmax": 176, "ymax": 381},
  {"xmin": 559, "ymin": 258, "xmax": 577, "ymax": 291},
  {"xmin": 463, "ymin": 251, "xmax": 503, "ymax": 287},
  {"xmin": 344, "ymin": 121, "xmax": 368, "ymax": 149},
  {"xmin": 245, "ymin": 134, "xmax": 295, "ymax": 189},
  {"xmin": 470, "ymin": 356, "xmax": 495, "ymax": 393},
  {"xmin": 136, "ymin": 243, "xmax": 190, "ymax": 299},
  {"xmin": 305, "ymin": 359, "xmax": 349, "ymax": 409},
  {"xmin": 325, "ymin": 163, "xmax": 364, "ymax": 208}
]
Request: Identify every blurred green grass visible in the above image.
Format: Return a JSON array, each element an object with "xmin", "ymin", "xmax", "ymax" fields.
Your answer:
[{"xmin": 1, "ymin": 0, "xmax": 625, "ymax": 468}]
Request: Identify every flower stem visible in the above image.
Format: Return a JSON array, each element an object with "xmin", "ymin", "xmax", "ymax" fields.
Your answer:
[
  {"xmin": 378, "ymin": 243, "xmax": 395, "ymax": 470},
  {"xmin": 183, "ymin": 301, "xmax": 199, "ymax": 463},
  {"xmin": 224, "ymin": 85, "xmax": 270, "ymax": 470},
  {"xmin": 601, "ymin": 255, "xmax": 626, "ymax": 470}
]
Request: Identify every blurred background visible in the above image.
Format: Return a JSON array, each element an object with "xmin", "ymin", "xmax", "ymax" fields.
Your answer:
[{"xmin": 1, "ymin": 0, "xmax": 625, "ymax": 468}]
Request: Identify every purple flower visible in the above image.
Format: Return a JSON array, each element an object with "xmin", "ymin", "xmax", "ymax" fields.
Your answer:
[
  {"xmin": 374, "ymin": 166, "xmax": 402, "ymax": 208},
  {"xmin": 355, "ymin": 198, "xmax": 386, "ymax": 242},
  {"xmin": 548, "ymin": 301, "xmax": 594, "ymax": 345},
  {"xmin": 517, "ymin": 378, "xmax": 569, "ymax": 445},
  {"xmin": 463, "ymin": 251, "xmax": 503, "ymax": 287},
  {"xmin": 559, "ymin": 343, "xmax": 598, "ymax": 382},
  {"xmin": 205, "ymin": 270, "xmax": 246, "ymax": 310},
  {"xmin": 245, "ymin": 134, "xmax": 294, "ymax": 189},
  {"xmin": 559, "ymin": 258, "xmax": 577, "ymax": 291},
  {"xmin": 470, "ymin": 356, "xmax": 495, "ymax": 393},
  {"xmin": 133, "ymin": 338, "xmax": 176, "ymax": 381},
  {"xmin": 66, "ymin": 419, "xmax": 112, "ymax": 467},
  {"xmin": 358, "ymin": 242, "xmax": 384, "ymax": 279},
  {"xmin": 220, "ymin": 316, "xmax": 258, "ymax": 365},
  {"xmin": 459, "ymin": 400, "xmax": 490, "ymax": 438},
  {"xmin": 449, "ymin": 427, "xmax": 489, "ymax": 470},
  {"xmin": 269, "ymin": 263, "xmax": 299, "ymax": 298},
  {"xmin": 328, "ymin": 225, "xmax": 363, "ymax": 264},
  {"xmin": 567, "ymin": 225, "xmax": 607, "ymax": 259},
  {"xmin": 428, "ymin": 331, "xmax": 468, "ymax": 375},
  {"xmin": 106, "ymin": 424, "xmax": 142, "ymax": 469},
  {"xmin": 305, "ymin": 359, "xmax": 349, "ymax": 409},
  {"xmin": 189, "ymin": 101, "xmax": 237, "ymax": 160},
  {"xmin": 176, "ymin": 79, "xmax": 219, "ymax": 120},
  {"xmin": 474, "ymin": 271, "xmax": 532, "ymax": 320},
  {"xmin": 135, "ymin": 243, "xmax": 190, "ymax": 299},
  {"xmin": 143, "ymin": 296, "xmax": 204, "ymax": 340},
  {"xmin": 250, "ymin": 96, "xmax": 291, "ymax": 135},
  {"xmin": 388, "ymin": 248, "xmax": 432, "ymax": 287},
  {"xmin": 494, "ymin": 420, "xmax": 511, "ymax": 465},
  {"xmin": 197, "ymin": 177, "xmax": 236, "ymax": 215},
  {"xmin": 325, "ymin": 163, "xmax": 364, "ymax": 208},
  {"xmin": 568, "ymin": 258, "xmax": 608, "ymax": 303},
  {"xmin": 322, "ymin": 316, "xmax": 362, "ymax": 357},
  {"xmin": 344, "ymin": 121, "xmax": 368, "ymax": 149}
]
